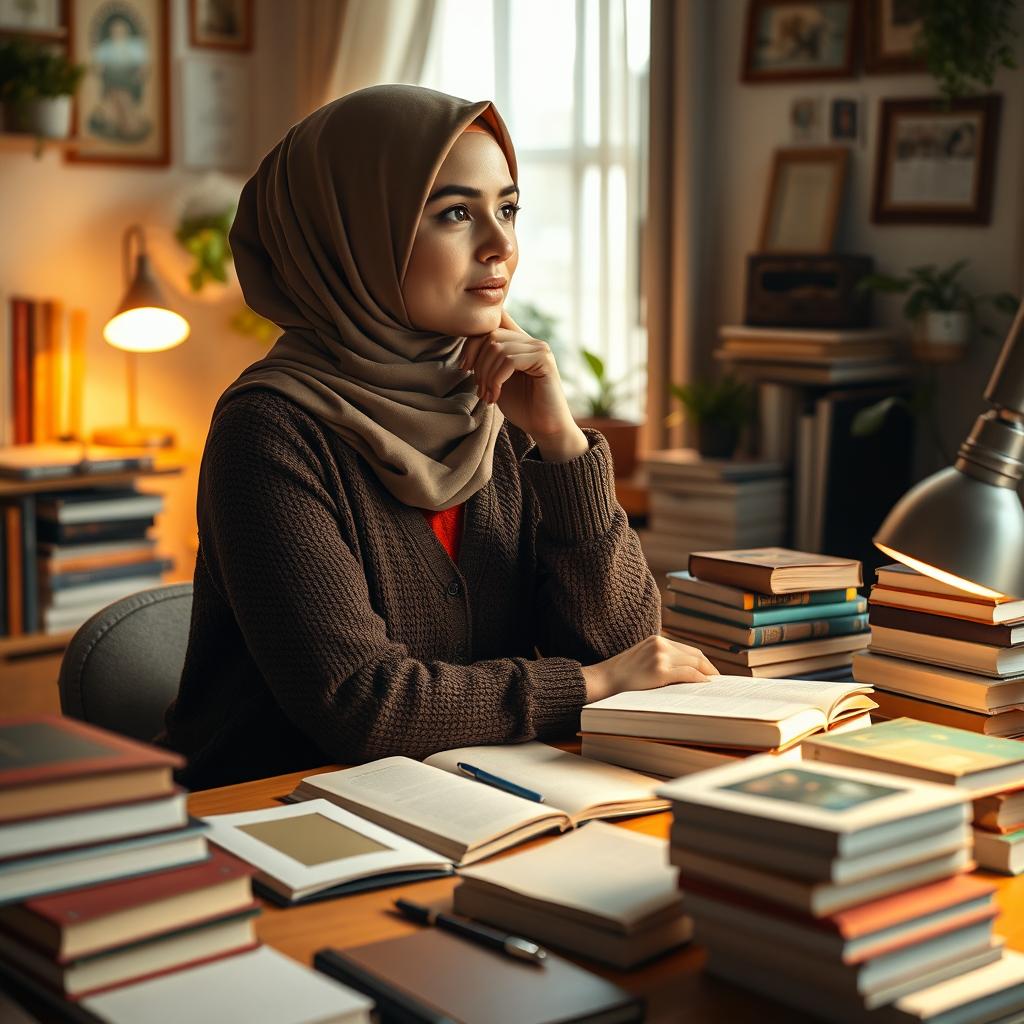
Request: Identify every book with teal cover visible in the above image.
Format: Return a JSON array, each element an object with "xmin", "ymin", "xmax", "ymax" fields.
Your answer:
[
  {"xmin": 668, "ymin": 593, "xmax": 866, "ymax": 627},
  {"xmin": 803, "ymin": 718, "xmax": 1024, "ymax": 793},
  {"xmin": 664, "ymin": 606, "xmax": 870, "ymax": 647}
]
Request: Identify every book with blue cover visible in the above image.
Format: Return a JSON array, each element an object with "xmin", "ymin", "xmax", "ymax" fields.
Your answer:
[{"xmin": 668, "ymin": 590, "xmax": 866, "ymax": 626}]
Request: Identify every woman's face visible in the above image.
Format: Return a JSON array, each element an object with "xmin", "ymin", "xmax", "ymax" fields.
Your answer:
[{"xmin": 402, "ymin": 131, "xmax": 519, "ymax": 337}]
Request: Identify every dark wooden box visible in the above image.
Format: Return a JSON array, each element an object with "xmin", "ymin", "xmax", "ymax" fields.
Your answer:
[{"xmin": 745, "ymin": 254, "xmax": 874, "ymax": 328}]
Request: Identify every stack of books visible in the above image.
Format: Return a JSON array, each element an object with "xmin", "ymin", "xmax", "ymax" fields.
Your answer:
[
  {"xmin": 0, "ymin": 715, "xmax": 258, "ymax": 1009},
  {"xmin": 579, "ymin": 674, "xmax": 876, "ymax": 779},
  {"xmin": 854, "ymin": 563, "xmax": 1024, "ymax": 740},
  {"xmin": 35, "ymin": 487, "xmax": 172, "ymax": 635},
  {"xmin": 662, "ymin": 547, "xmax": 870, "ymax": 679},
  {"xmin": 637, "ymin": 452, "xmax": 787, "ymax": 573},
  {"xmin": 803, "ymin": 717, "xmax": 1024, "ymax": 877},
  {"xmin": 657, "ymin": 756, "xmax": 1024, "ymax": 1020}
]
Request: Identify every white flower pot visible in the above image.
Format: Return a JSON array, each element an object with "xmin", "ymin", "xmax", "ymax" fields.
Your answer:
[
  {"xmin": 28, "ymin": 96, "xmax": 72, "ymax": 139},
  {"xmin": 912, "ymin": 310, "xmax": 970, "ymax": 363}
]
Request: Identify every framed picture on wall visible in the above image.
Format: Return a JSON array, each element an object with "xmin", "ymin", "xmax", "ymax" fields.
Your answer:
[
  {"xmin": 742, "ymin": 0, "xmax": 857, "ymax": 83},
  {"xmin": 67, "ymin": 0, "xmax": 170, "ymax": 166},
  {"xmin": 189, "ymin": 0, "xmax": 253, "ymax": 52},
  {"xmin": 760, "ymin": 147, "xmax": 849, "ymax": 252},
  {"xmin": 864, "ymin": 0, "xmax": 927, "ymax": 73},
  {"xmin": 871, "ymin": 96, "xmax": 1002, "ymax": 225},
  {"xmin": 0, "ymin": 0, "xmax": 66, "ymax": 41}
]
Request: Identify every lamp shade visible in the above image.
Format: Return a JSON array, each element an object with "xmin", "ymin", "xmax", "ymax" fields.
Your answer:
[
  {"xmin": 102, "ymin": 252, "xmax": 190, "ymax": 353},
  {"xmin": 874, "ymin": 465, "xmax": 1024, "ymax": 599}
]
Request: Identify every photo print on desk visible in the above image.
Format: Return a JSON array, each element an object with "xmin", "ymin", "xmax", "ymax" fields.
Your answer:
[{"xmin": 67, "ymin": 0, "xmax": 170, "ymax": 166}]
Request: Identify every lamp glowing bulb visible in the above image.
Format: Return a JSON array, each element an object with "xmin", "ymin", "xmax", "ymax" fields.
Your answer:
[{"xmin": 103, "ymin": 307, "xmax": 190, "ymax": 353}]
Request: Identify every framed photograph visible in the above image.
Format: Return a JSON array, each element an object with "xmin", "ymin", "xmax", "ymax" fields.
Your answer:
[
  {"xmin": 760, "ymin": 147, "xmax": 849, "ymax": 253},
  {"xmin": 189, "ymin": 0, "xmax": 253, "ymax": 52},
  {"xmin": 864, "ymin": 0, "xmax": 926, "ymax": 73},
  {"xmin": 872, "ymin": 96, "xmax": 1002, "ymax": 225},
  {"xmin": 0, "ymin": 0, "xmax": 65, "ymax": 40},
  {"xmin": 67, "ymin": 0, "xmax": 170, "ymax": 166},
  {"xmin": 743, "ymin": 0, "xmax": 857, "ymax": 83},
  {"xmin": 790, "ymin": 96, "xmax": 823, "ymax": 143},
  {"xmin": 180, "ymin": 54, "xmax": 251, "ymax": 170},
  {"xmin": 830, "ymin": 97, "xmax": 858, "ymax": 141}
]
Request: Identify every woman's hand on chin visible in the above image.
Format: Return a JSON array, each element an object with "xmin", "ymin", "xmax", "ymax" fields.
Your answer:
[{"xmin": 459, "ymin": 309, "xmax": 588, "ymax": 462}]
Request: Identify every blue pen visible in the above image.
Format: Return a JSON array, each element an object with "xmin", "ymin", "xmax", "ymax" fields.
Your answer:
[{"xmin": 457, "ymin": 762, "xmax": 545, "ymax": 803}]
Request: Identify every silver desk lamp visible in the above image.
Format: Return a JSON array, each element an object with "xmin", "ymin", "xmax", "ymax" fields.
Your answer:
[{"xmin": 874, "ymin": 298, "xmax": 1024, "ymax": 600}]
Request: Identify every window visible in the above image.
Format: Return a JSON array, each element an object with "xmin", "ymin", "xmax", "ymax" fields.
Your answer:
[{"xmin": 419, "ymin": 0, "xmax": 650, "ymax": 421}]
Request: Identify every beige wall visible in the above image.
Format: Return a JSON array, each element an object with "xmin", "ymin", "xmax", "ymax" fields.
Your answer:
[
  {"xmin": 703, "ymin": 3, "xmax": 1024, "ymax": 476},
  {"xmin": 0, "ymin": 0, "xmax": 300, "ymax": 582}
]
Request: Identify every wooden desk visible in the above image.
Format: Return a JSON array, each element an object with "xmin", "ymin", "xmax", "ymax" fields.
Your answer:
[{"xmin": 189, "ymin": 767, "xmax": 1024, "ymax": 1024}]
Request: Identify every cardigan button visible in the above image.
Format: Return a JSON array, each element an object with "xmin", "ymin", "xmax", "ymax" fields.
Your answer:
[{"xmin": 446, "ymin": 580, "xmax": 461, "ymax": 597}]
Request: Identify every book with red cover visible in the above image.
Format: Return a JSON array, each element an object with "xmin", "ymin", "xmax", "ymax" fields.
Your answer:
[
  {"xmin": 869, "ymin": 602, "xmax": 1023, "ymax": 647},
  {"xmin": 11, "ymin": 297, "xmax": 32, "ymax": 444},
  {"xmin": 0, "ymin": 715, "xmax": 183, "ymax": 823},
  {"xmin": 0, "ymin": 848, "xmax": 255, "ymax": 962}
]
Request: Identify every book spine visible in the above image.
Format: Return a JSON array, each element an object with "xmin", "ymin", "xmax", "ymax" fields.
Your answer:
[
  {"xmin": 750, "ymin": 597, "xmax": 867, "ymax": 626},
  {"xmin": 32, "ymin": 300, "xmax": 52, "ymax": 443},
  {"xmin": 12, "ymin": 299, "xmax": 31, "ymax": 444},
  {"xmin": 43, "ymin": 558, "xmax": 173, "ymax": 592},
  {"xmin": 747, "ymin": 613, "xmax": 870, "ymax": 647},
  {"xmin": 21, "ymin": 496, "xmax": 39, "ymax": 633},
  {"xmin": 4, "ymin": 503, "xmax": 24, "ymax": 636}
]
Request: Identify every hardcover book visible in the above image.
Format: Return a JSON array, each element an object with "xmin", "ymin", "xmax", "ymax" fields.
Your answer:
[{"xmin": 688, "ymin": 547, "xmax": 862, "ymax": 594}]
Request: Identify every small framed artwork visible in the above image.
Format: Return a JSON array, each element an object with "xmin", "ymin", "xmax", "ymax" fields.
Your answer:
[
  {"xmin": 790, "ymin": 96, "xmax": 823, "ymax": 143},
  {"xmin": 0, "ymin": 0, "xmax": 66, "ymax": 41},
  {"xmin": 742, "ymin": 0, "xmax": 857, "ymax": 83},
  {"xmin": 830, "ymin": 97, "xmax": 858, "ymax": 141},
  {"xmin": 864, "ymin": 0, "xmax": 926, "ymax": 73},
  {"xmin": 68, "ymin": 0, "xmax": 170, "ymax": 166},
  {"xmin": 189, "ymin": 0, "xmax": 253, "ymax": 52},
  {"xmin": 760, "ymin": 147, "xmax": 849, "ymax": 253},
  {"xmin": 872, "ymin": 96, "xmax": 1002, "ymax": 225}
]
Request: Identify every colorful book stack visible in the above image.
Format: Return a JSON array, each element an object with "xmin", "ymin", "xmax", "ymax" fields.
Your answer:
[
  {"xmin": 657, "ymin": 757, "xmax": 1024, "ymax": 1021},
  {"xmin": 636, "ymin": 452, "xmax": 787, "ymax": 574},
  {"xmin": 803, "ymin": 718, "xmax": 1024, "ymax": 878},
  {"xmin": 662, "ymin": 547, "xmax": 870, "ymax": 679},
  {"xmin": 0, "ymin": 715, "xmax": 257, "ymax": 1009},
  {"xmin": 853, "ymin": 563, "xmax": 1024, "ymax": 740},
  {"xmin": 33, "ymin": 487, "xmax": 172, "ymax": 636}
]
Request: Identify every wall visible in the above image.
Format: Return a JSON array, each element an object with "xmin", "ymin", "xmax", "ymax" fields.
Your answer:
[
  {"xmin": 703, "ymin": 3, "xmax": 1024, "ymax": 477},
  {"xmin": 0, "ymin": 0, "xmax": 301, "ymax": 583}
]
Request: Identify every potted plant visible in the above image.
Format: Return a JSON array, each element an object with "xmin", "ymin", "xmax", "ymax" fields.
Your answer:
[
  {"xmin": 574, "ymin": 349, "xmax": 641, "ymax": 477},
  {"xmin": 858, "ymin": 260, "xmax": 1017, "ymax": 362},
  {"xmin": 0, "ymin": 39, "xmax": 84, "ymax": 140},
  {"xmin": 668, "ymin": 375, "xmax": 753, "ymax": 459}
]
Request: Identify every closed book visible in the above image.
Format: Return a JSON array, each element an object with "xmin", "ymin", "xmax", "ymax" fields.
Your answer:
[
  {"xmin": 0, "ymin": 906, "xmax": 259, "ymax": 998},
  {"xmin": 869, "ymin": 584, "xmax": 1024, "ymax": 625},
  {"xmin": 39, "ymin": 538, "xmax": 157, "ymax": 564},
  {"xmin": 40, "ymin": 544, "xmax": 158, "ymax": 574},
  {"xmin": 81, "ymin": 945, "xmax": 373, "ymax": 1024},
  {"xmin": 696, "ymin": 651, "xmax": 859, "ymax": 679},
  {"xmin": 719, "ymin": 325, "xmax": 902, "ymax": 345},
  {"xmin": 0, "ymin": 847, "xmax": 254, "ymax": 961},
  {"xmin": 688, "ymin": 547, "xmax": 862, "ymax": 594},
  {"xmin": 870, "ymin": 690, "xmax": 1024, "ymax": 738},
  {"xmin": 869, "ymin": 603, "xmax": 1024, "ymax": 647},
  {"xmin": 802, "ymin": 718, "xmax": 1024, "ymax": 797},
  {"xmin": 0, "ymin": 445, "xmax": 154, "ymax": 481},
  {"xmin": 869, "ymin": 626, "xmax": 1024, "ymax": 678},
  {"xmin": 642, "ymin": 449, "xmax": 785, "ymax": 482},
  {"xmin": 668, "ymin": 592, "xmax": 866, "ymax": 627},
  {"xmin": 43, "ymin": 557, "xmax": 174, "ymax": 592},
  {"xmin": 974, "ymin": 791, "xmax": 1024, "ymax": 834},
  {"xmin": 0, "ymin": 715, "xmax": 182, "ymax": 824},
  {"xmin": 36, "ymin": 489, "xmax": 164, "ymax": 526},
  {"xmin": 12, "ymin": 297, "xmax": 31, "ymax": 444},
  {"xmin": 660, "ymin": 626, "xmax": 871, "ymax": 666},
  {"xmin": 663, "ymin": 605, "xmax": 869, "ymax": 646},
  {"xmin": 35, "ymin": 518, "xmax": 155, "ymax": 545},
  {"xmin": 665, "ymin": 570, "xmax": 857, "ymax": 610},
  {"xmin": 314, "ymin": 928, "xmax": 643, "ymax": 1024},
  {"xmin": 0, "ymin": 821, "xmax": 209, "ymax": 905},
  {"xmin": 875, "ymin": 562, "xmax": 1006, "ymax": 600},
  {"xmin": 717, "ymin": 339, "xmax": 895, "ymax": 361},
  {"xmin": 44, "ymin": 574, "xmax": 166, "ymax": 611},
  {"xmin": 972, "ymin": 827, "xmax": 1024, "ymax": 875},
  {"xmin": 453, "ymin": 823, "xmax": 692, "ymax": 970}
]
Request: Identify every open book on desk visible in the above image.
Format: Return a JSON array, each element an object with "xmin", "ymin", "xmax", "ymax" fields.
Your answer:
[
  {"xmin": 581, "ymin": 676, "xmax": 877, "ymax": 751},
  {"xmin": 287, "ymin": 742, "xmax": 668, "ymax": 866}
]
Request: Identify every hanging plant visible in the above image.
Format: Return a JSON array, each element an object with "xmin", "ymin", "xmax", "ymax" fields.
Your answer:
[
  {"xmin": 175, "ymin": 207, "xmax": 235, "ymax": 293},
  {"xmin": 916, "ymin": 0, "xmax": 1018, "ymax": 102}
]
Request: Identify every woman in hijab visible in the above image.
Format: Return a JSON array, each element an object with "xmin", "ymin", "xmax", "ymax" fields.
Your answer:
[{"xmin": 162, "ymin": 84, "xmax": 716, "ymax": 789}]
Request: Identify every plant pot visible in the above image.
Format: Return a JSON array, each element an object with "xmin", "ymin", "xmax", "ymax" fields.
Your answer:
[
  {"xmin": 697, "ymin": 420, "xmax": 740, "ymax": 459},
  {"xmin": 575, "ymin": 417, "xmax": 640, "ymax": 477},
  {"xmin": 912, "ymin": 311, "xmax": 970, "ymax": 363},
  {"xmin": 27, "ymin": 95, "xmax": 72, "ymax": 138}
]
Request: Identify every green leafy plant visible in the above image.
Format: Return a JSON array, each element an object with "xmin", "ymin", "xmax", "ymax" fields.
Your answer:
[
  {"xmin": 579, "ymin": 349, "xmax": 633, "ymax": 419},
  {"xmin": 668, "ymin": 375, "xmax": 753, "ymax": 427},
  {"xmin": 0, "ymin": 38, "xmax": 84, "ymax": 103},
  {"xmin": 175, "ymin": 207, "xmax": 235, "ymax": 293},
  {"xmin": 858, "ymin": 260, "xmax": 1017, "ymax": 337},
  {"xmin": 915, "ymin": 0, "xmax": 1018, "ymax": 102}
]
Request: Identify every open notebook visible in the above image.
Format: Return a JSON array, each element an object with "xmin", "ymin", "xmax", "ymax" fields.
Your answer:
[
  {"xmin": 287, "ymin": 742, "xmax": 667, "ymax": 865},
  {"xmin": 581, "ymin": 676, "xmax": 877, "ymax": 751}
]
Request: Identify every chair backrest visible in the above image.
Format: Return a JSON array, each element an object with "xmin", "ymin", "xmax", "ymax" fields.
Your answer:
[{"xmin": 58, "ymin": 582, "xmax": 193, "ymax": 742}]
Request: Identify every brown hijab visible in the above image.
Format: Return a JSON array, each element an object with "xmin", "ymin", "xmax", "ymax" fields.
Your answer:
[{"xmin": 222, "ymin": 84, "xmax": 518, "ymax": 511}]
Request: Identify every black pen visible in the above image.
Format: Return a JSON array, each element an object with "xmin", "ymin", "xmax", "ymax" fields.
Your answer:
[{"xmin": 393, "ymin": 897, "xmax": 547, "ymax": 965}]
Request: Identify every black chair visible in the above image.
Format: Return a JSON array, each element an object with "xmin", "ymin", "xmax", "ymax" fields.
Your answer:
[{"xmin": 58, "ymin": 582, "xmax": 193, "ymax": 741}]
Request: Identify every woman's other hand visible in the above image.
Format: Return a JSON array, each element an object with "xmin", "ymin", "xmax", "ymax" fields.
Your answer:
[
  {"xmin": 459, "ymin": 309, "xmax": 588, "ymax": 462},
  {"xmin": 580, "ymin": 635, "xmax": 719, "ymax": 704}
]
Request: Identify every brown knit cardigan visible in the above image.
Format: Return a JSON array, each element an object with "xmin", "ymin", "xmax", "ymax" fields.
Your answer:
[{"xmin": 162, "ymin": 390, "xmax": 660, "ymax": 790}]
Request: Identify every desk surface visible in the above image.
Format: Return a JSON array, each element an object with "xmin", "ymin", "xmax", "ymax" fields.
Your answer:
[{"xmin": 188, "ymin": 766, "xmax": 1024, "ymax": 1024}]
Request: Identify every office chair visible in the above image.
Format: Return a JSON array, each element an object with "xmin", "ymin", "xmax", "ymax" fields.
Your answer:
[{"xmin": 58, "ymin": 582, "xmax": 193, "ymax": 742}]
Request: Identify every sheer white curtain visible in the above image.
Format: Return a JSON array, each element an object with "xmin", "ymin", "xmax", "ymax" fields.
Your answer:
[{"xmin": 419, "ymin": 0, "xmax": 651, "ymax": 422}]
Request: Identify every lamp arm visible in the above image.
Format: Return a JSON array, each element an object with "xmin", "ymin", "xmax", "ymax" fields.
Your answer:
[
  {"xmin": 122, "ymin": 224, "xmax": 147, "ymax": 290},
  {"xmin": 984, "ymin": 296, "xmax": 1024, "ymax": 419}
]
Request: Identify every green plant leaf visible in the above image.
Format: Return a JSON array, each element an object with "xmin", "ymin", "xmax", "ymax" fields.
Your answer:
[
  {"xmin": 581, "ymin": 349, "xmax": 606, "ymax": 383},
  {"xmin": 851, "ymin": 396, "xmax": 911, "ymax": 437}
]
